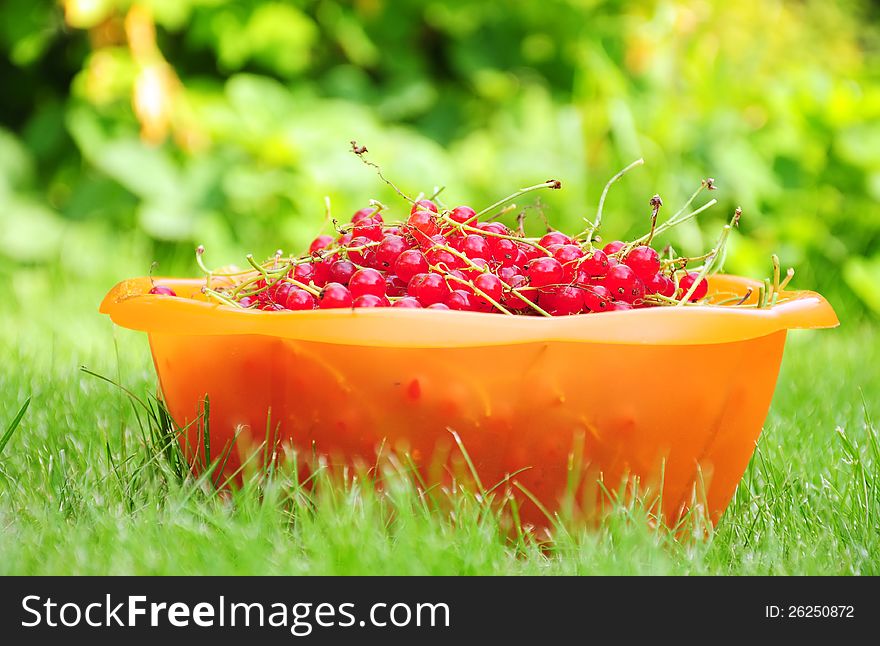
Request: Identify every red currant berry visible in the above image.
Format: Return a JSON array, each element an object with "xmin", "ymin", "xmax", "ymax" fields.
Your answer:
[
  {"xmin": 604, "ymin": 264, "xmax": 645, "ymax": 303},
  {"xmin": 238, "ymin": 296, "xmax": 255, "ymax": 308},
  {"xmin": 462, "ymin": 257, "xmax": 490, "ymax": 279},
  {"xmin": 539, "ymin": 231, "xmax": 572, "ymax": 248},
  {"xmin": 461, "ymin": 234, "xmax": 490, "ymax": 260},
  {"xmin": 328, "ymin": 260, "xmax": 357, "ymax": 285},
  {"xmin": 311, "ymin": 260, "xmax": 330, "ymax": 287},
  {"xmin": 624, "ymin": 246, "xmax": 661, "ymax": 280},
  {"xmin": 578, "ymin": 249, "xmax": 610, "ymax": 278},
  {"xmin": 408, "ymin": 272, "xmax": 449, "ymax": 306},
  {"xmin": 353, "ymin": 216, "xmax": 384, "ymax": 242},
  {"xmin": 539, "ymin": 286, "xmax": 585, "ymax": 316},
  {"xmin": 526, "ymin": 257, "xmax": 564, "ymax": 288},
  {"xmin": 606, "ymin": 301, "xmax": 633, "ymax": 311},
  {"xmin": 411, "ymin": 199, "xmax": 438, "ymax": 215},
  {"xmin": 394, "ymin": 249, "xmax": 429, "ymax": 282},
  {"xmin": 272, "ymin": 282, "xmax": 293, "ymax": 304},
  {"xmin": 392, "ymin": 297, "xmax": 423, "ymax": 308},
  {"xmin": 602, "ymin": 240, "xmax": 625, "ymax": 255},
  {"xmin": 149, "ymin": 285, "xmax": 176, "ymax": 296},
  {"xmin": 292, "ymin": 263, "xmax": 314, "ymax": 283},
  {"xmin": 308, "ymin": 235, "xmax": 334, "ymax": 254},
  {"xmin": 375, "ymin": 234, "xmax": 408, "ymax": 269},
  {"xmin": 472, "ymin": 272, "xmax": 503, "ymax": 309},
  {"xmin": 351, "ymin": 207, "xmax": 379, "ymax": 224},
  {"xmin": 385, "ymin": 274, "xmax": 408, "ymax": 297},
  {"xmin": 427, "ymin": 302, "xmax": 450, "ymax": 310},
  {"xmin": 444, "ymin": 290, "xmax": 473, "ymax": 311},
  {"xmin": 284, "ymin": 288, "xmax": 316, "ymax": 311},
  {"xmin": 583, "ymin": 285, "xmax": 612, "ymax": 312},
  {"xmin": 349, "ymin": 268, "xmax": 386, "ymax": 298},
  {"xmin": 678, "ymin": 272, "xmax": 708, "ymax": 301},
  {"xmin": 490, "ymin": 238, "xmax": 518, "ymax": 267},
  {"xmin": 352, "ymin": 294, "xmax": 389, "ymax": 308},
  {"xmin": 319, "ymin": 282, "xmax": 353, "ymax": 309},
  {"xmin": 407, "ymin": 210, "xmax": 439, "ymax": 238},
  {"xmin": 476, "ymin": 222, "xmax": 509, "ymax": 236},
  {"xmin": 345, "ymin": 236, "xmax": 373, "ymax": 265},
  {"xmin": 645, "ymin": 273, "xmax": 675, "ymax": 297},
  {"xmin": 426, "ymin": 246, "xmax": 461, "ymax": 270},
  {"xmin": 449, "ymin": 205, "xmax": 476, "ymax": 224},
  {"xmin": 502, "ymin": 274, "xmax": 537, "ymax": 310}
]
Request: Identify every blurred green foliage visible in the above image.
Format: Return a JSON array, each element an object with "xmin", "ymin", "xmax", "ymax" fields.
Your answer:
[{"xmin": 1, "ymin": 0, "xmax": 879, "ymax": 319}]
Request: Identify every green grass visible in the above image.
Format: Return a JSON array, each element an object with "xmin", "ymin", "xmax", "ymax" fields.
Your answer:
[{"xmin": 0, "ymin": 270, "xmax": 877, "ymax": 575}]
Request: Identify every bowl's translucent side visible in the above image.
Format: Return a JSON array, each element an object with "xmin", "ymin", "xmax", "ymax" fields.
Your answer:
[{"xmin": 148, "ymin": 330, "xmax": 788, "ymax": 527}]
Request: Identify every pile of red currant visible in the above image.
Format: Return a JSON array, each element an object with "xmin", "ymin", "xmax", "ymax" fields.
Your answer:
[
  {"xmin": 151, "ymin": 147, "xmax": 784, "ymax": 315},
  {"xmin": 185, "ymin": 194, "xmax": 722, "ymax": 316}
]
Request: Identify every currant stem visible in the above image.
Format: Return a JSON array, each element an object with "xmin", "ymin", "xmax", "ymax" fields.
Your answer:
[
  {"xmin": 582, "ymin": 158, "xmax": 644, "ymax": 242},
  {"xmin": 444, "ymin": 274, "xmax": 514, "ymax": 316},
  {"xmin": 468, "ymin": 179, "xmax": 562, "ymax": 224},
  {"xmin": 351, "ymin": 141, "xmax": 415, "ymax": 204},
  {"xmin": 438, "ymin": 214, "xmax": 552, "ymax": 254},
  {"xmin": 202, "ymin": 286, "xmax": 244, "ymax": 309}
]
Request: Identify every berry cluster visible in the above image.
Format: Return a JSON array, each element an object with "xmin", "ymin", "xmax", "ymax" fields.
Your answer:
[
  {"xmin": 152, "ymin": 149, "xmax": 793, "ymax": 314},
  {"xmin": 191, "ymin": 195, "xmax": 721, "ymax": 316}
]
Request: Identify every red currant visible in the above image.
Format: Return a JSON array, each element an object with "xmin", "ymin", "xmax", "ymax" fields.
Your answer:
[
  {"xmin": 284, "ymin": 288, "xmax": 316, "ymax": 311},
  {"xmin": 426, "ymin": 302, "xmax": 450, "ymax": 310},
  {"xmin": 394, "ymin": 249, "xmax": 429, "ymax": 282},
  {"xmin": 526, "ymin": 257, "xmax": 564, "ymax": 288},
  {"xmin": 476, "ymin": 222, "xmax": 509, "ymax": 236},
  {"xmin": 328, "ymin": 260, "xmax": 357, "ymax": 285},
  {"xmin": 461, "ymin": 234, "xmax": 490, "ymax": 260},
  {"xmin": 407, "ymin": 210, "xmax": 439, "ymax": 238},
  {"xmin": 583, "ymin": 285, "xmax": 612, "ymax": 312},
  {"xmin": 351, "ymin": 207, "xmax": 378, "ymax": 224},
  {"xmin": 308, "ymin": 235, "xmax": 334, "ymax": 254},
  {"xmin": 353, "ymin": 216, "xmax": 383, "ymax": 242},
  {"xmin": 444, "ymin": 290, "xmax": 473, "ymax": 311},
  {"xmin": 392, "ymin": 297, "xmax": 423, "ymax": 308},
  {"xmin": 678, "ymin": 272, "xmax": 708, "ymax": 301},
  {"xmin": 349, "ymin": 268, "xmax": 386, "ymax": 298},
  {"xmin": 472, "ymin": 272, "xmax": 503, "ymax": 309},
  {"xmin": 645, "ymin": 273, "xmax": 675, "ymax": 297},
  {"xmin": 449, "ymin": 205, "xmax": 476, "ymax": 224},
  {"xmin": 319, "ymin": 283, "xmax": 353, "ymax": 309},
  {"xmin": 292, "ymin": 263, "xmax": 314, "ymax": 283},
  {"xmin": 603, "ymin": 240, "xmax": 625, "ymax": 255},
  {"xmin": 490, "ymin": 238, "xmax": 518, "ymax": 267},
  {"xmin": 411, "ymin": 199, "xmax": 438, "ymax": 215},
  {"xmin": 578, "ymin": 249, "xmax": 610, "ymax": 278},
  {"xmin": 607, "ymin": 301, "xmax": 633, "ymax": 311},
  {"xmin": 408, "ymin": 272, "xmax": 449, "ymax": 306},
  {"xmin": 346, "ymin": 236, "xmax": 373, "ymax": 265},
  {"xmin": 385, "ymin": 274, "xmax": 408, "ymax": 297},
  {"xmin": 624, "ymin": 246, "xmax": 661, "ymax": 280},
  {"xmin": 426, "ymin": 246, "xmax": 461, "ymax": 270},
  {"xmin": 539, "ymin": 286, "xmax": 585, "ymax": 315},
  {"xmin": 149, "ymin": 285, "xmax": 176, "ymax": 296},
  {"xmin": 375, "ymin": 234, "xmax": 408, "ymax": 269},
  {"xmin": 604, "ymin": 264, "xmax": 645, "ymax": 303},
  {"xmin": 352, "ymin": 294, "xmax": 388, "ymax": 308},
  {"xmin": 539, "ymin": 231, "xmax": 572, "ymax": 248}
]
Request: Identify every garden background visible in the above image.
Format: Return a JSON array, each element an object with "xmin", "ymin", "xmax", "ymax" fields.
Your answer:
[{"xmin": 1, "ymin": 0, "xmax": 878, "ymax": 574}]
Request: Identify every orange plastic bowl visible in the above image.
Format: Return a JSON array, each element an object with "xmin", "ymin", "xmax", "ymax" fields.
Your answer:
[{"xmin": 101, "ymin": 275, "xmax": 837, "ymax": 527}]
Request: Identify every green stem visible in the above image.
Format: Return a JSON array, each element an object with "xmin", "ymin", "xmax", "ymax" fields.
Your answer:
[{"xmin": 582, "ymin": 158, "xmax": 644, "ymax": 242}]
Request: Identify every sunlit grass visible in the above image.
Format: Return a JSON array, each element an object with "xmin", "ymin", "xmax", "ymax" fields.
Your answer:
[{"xmin": 0, "ymin": 272, "xmax": 877, "ymax": 575}]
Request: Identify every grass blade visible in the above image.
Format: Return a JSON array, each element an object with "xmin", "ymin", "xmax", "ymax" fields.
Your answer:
[{"xmin": 0, "ymin": 397, "xmax": 31, "ymax": 457}]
